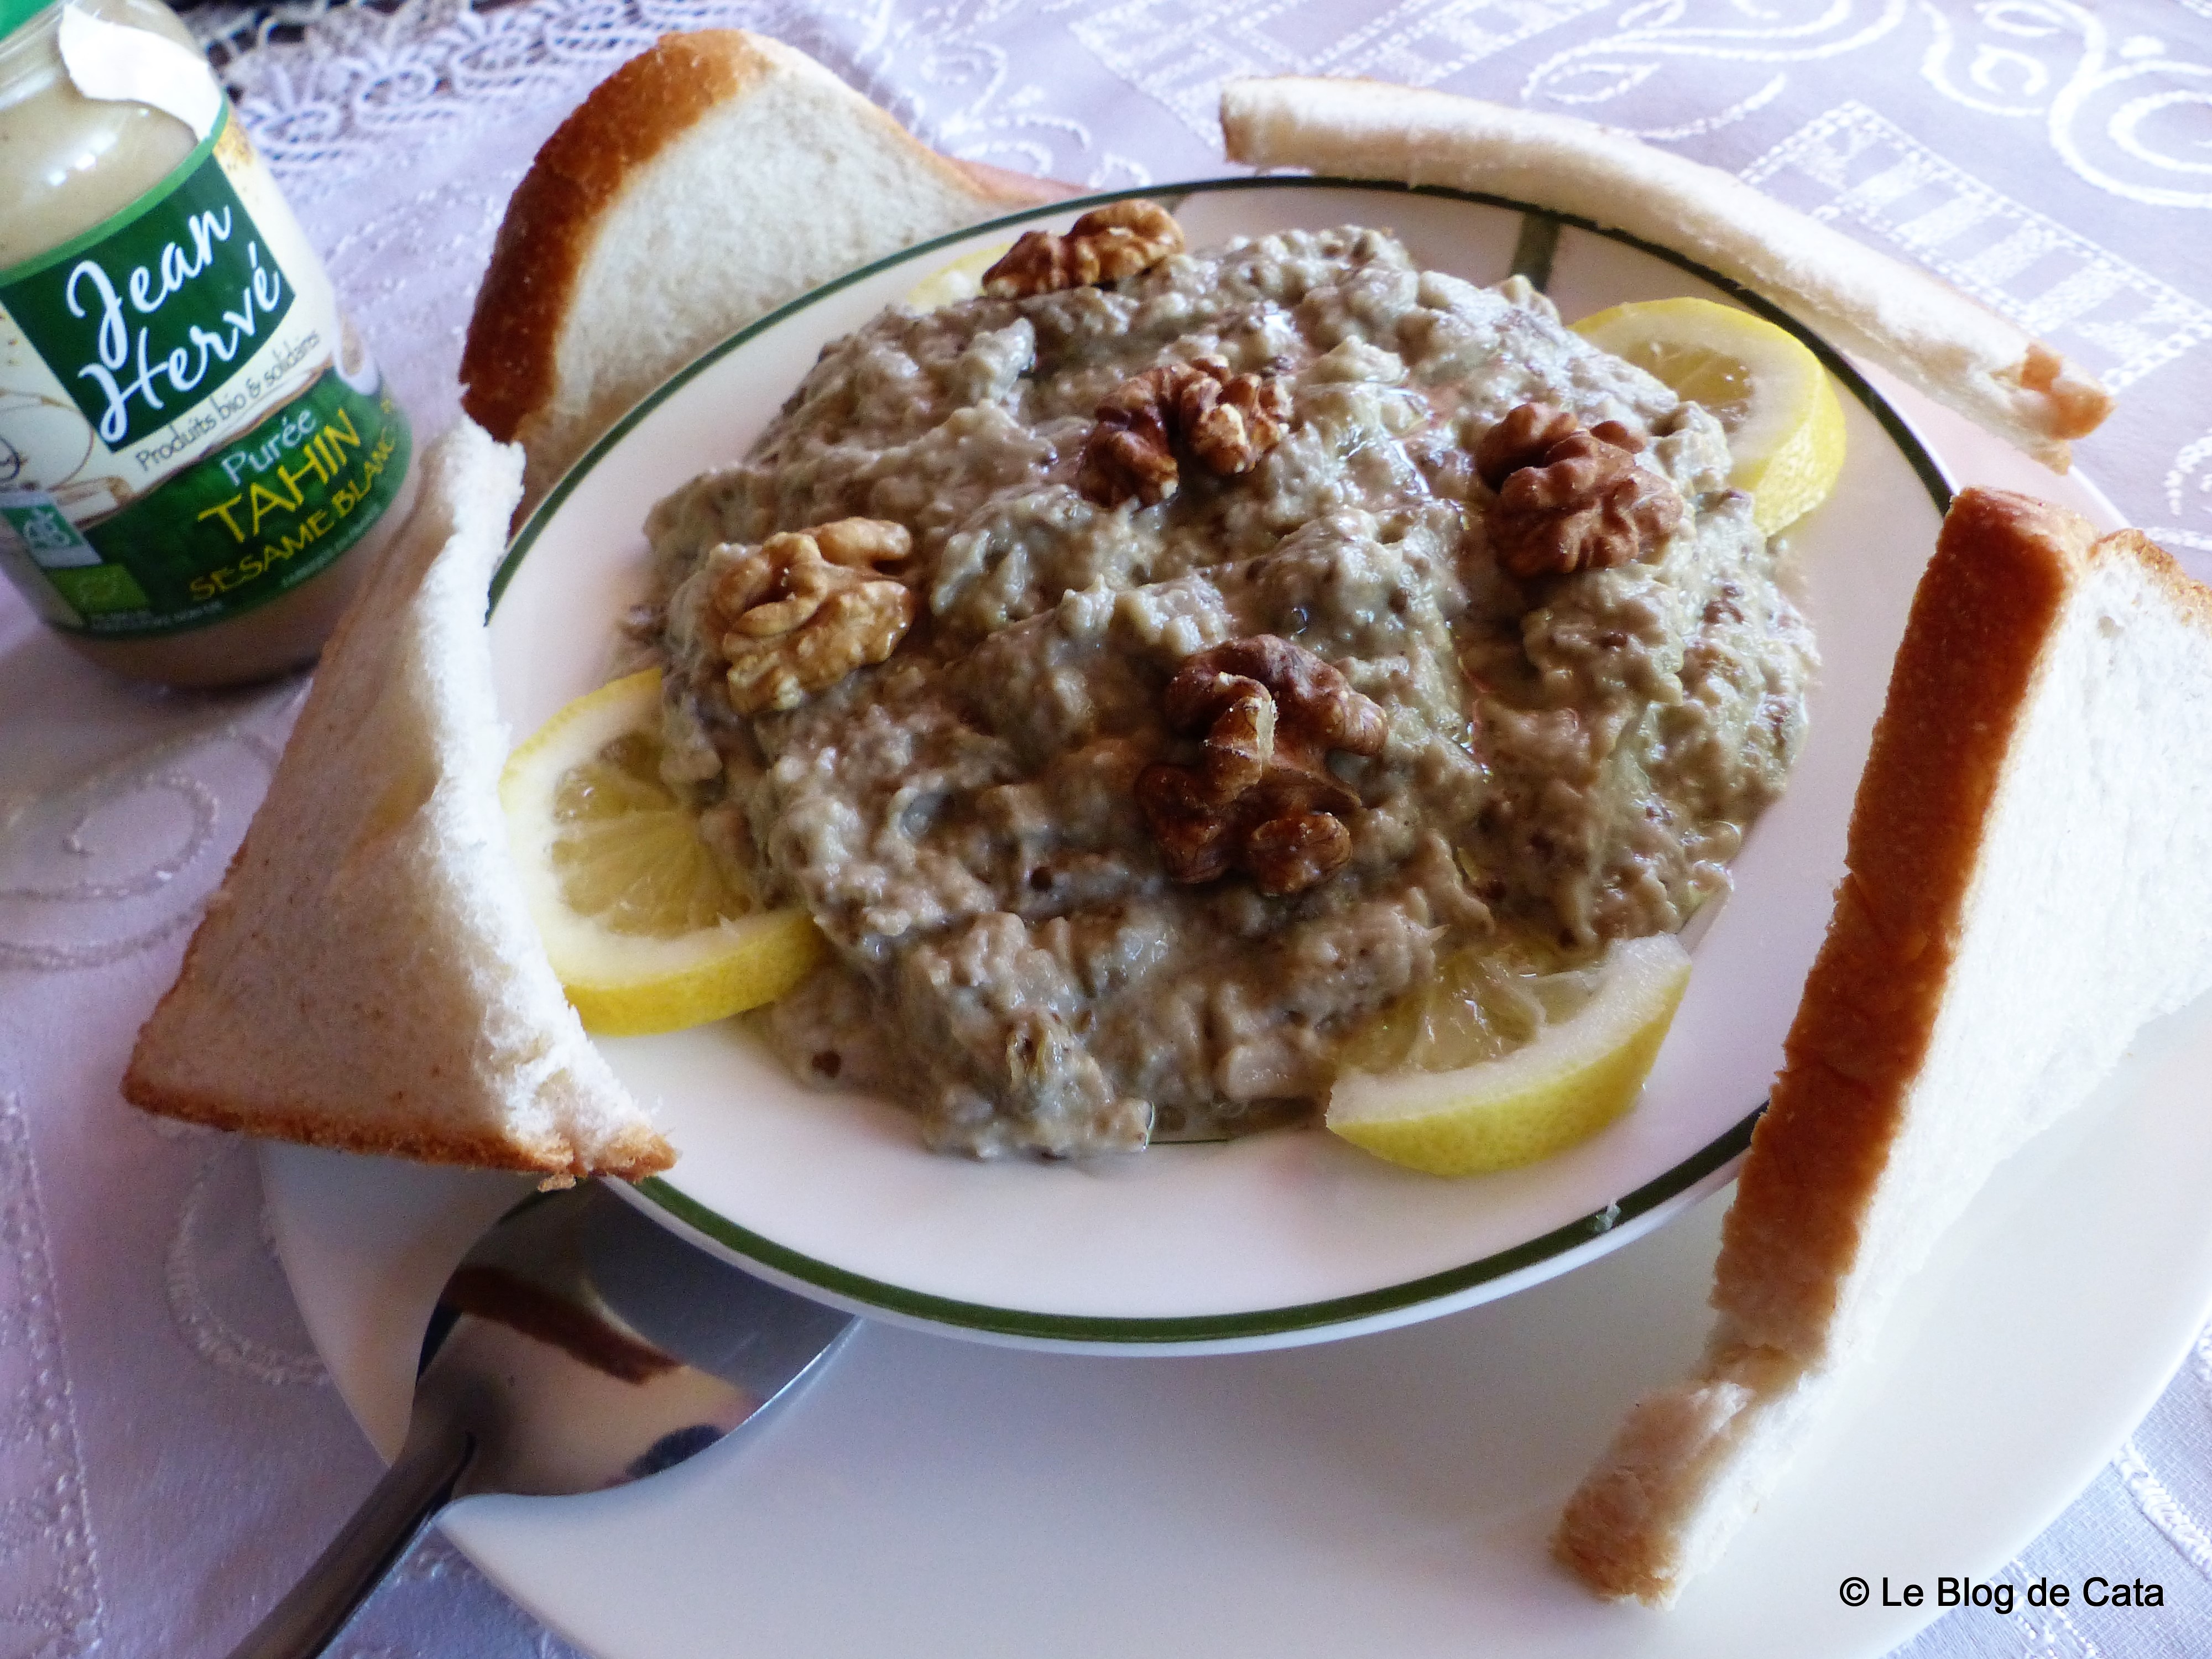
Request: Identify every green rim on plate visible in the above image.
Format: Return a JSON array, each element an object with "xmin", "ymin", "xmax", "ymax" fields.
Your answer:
[
  {"xmin": 492, "ymin": 175, "xmax": 1954, "ymax": 1346},
  {"xmin": 634, "ymin": 1112, "xmax": 1757, "ymax": 1344}
]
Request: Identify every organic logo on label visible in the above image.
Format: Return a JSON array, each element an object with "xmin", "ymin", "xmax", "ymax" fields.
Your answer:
[{"xmin": 0, "ymin": 132, "xmax": 295, "ymax": 454}]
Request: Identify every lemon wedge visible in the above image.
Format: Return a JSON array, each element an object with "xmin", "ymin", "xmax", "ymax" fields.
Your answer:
[
  {"xmin": 1326, "ymin": 933, "xmax": 1691, "ymax": 1176},
  {"xmin": 501, "ymin": 669, "xmax": 825, "ymax": 1036},
  {"xmin": 1572, "ymin": 296, "xmax": 1846, "ymax": 537},
  {"xmin": 902, "ymin": 242, "xmax": 1014, "ymax": 310}
]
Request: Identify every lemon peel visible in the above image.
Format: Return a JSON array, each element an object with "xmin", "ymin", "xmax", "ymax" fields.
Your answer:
[
  {"xmin": 1573, "ymin": 297, "xmax": 1846, "ymax": 537},
  {"xmin": 501, "ymin": 669, "xmax": 825, "ymax": 1037},
  {"xmin": 1326, "ymin": 933, "xmax": 1692, "ymax": 1176}
]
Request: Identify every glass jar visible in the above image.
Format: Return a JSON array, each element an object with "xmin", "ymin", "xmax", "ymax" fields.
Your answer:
[{"xmin": 0, "ymin": 0, "xmax": 416, "ymax": 687}]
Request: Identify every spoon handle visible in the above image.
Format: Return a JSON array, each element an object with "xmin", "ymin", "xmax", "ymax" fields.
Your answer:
[{"xmin": 226, "ymin": 1411, "xmax": 474, "ymax": 1659}]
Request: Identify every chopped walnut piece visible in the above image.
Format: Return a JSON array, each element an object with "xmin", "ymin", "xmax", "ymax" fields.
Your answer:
[
  {"xmin": 1478, "ymin": 403, "xmax": 1683, "ymax": 580},
  {"xmin": 1474, "ymin": 401, "xmax": 1579, "ymax": 491},
  {"xmin": 1182, "ymin": 672, "xmax": 1274, "ymax": 805},
  {"xmin": 1077, "ymin": 357, "xmax": 1295, "ymax": 509},
  {"xmin": 1078, "ymin": 370, "xmax": 1180, "ymax": 509},
  {"xmin": 1243, "ymin": 813, "xmax": 1353, "ymax": 899},
  {"xmin": 1166, "ymin": 635, "xmax": 1387, "ymax": 763},
  {"xmin": 1138, "ymin": 635, "xmax": 1386, "ymax": 896},
  {"xmin": 982, "ymin": 200, "xmax": 1186, "ymax": 298},
  {"xmin": 711, "ymin": 518, "xmax": 916, "ymax": 714},
  {"xmin": 1183, "ymin": 362, "xmax": 1295, "ymax": 478},
  {"xmin": 1135, "ymin": 764, "xmax": 1239, "ymax": 885},
  {"xmin": 808, "ymin": 517, "xmax": 912, "ymax": 567}
]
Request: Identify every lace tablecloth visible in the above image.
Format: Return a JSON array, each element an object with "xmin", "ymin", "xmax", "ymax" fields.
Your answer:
[{"xmin": 4, "ymin": 3, "xmax": 2211, "ymax": 1655}]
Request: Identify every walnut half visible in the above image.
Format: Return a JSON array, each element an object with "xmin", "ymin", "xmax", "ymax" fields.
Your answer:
[
  {"xmin": 1078, "ymin": 357, "xmax": 1294, "ymax": 509},
  {"xmin": 1477, "ymin": 402, "xmax": 1684, "ymax": 580},
  {"xmin": 982, "ymin": 200, "xmax": 1186, "ymax": 298},
  {"xmin": 1138, "ymin": 635, "xmax": 1387, "ymax": 896},
  {"xmin": 711, "ymin": 518, "xmax": 916, "ymax": 714}
]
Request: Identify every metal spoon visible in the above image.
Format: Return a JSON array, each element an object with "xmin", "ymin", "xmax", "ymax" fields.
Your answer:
[{"xmin": 229, "ymin": 1180, "xmax": 853, "ymax": 1659}]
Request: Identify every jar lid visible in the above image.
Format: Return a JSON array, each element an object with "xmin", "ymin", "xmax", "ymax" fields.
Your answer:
[{"xmin": 1, "ymin": 0, "xmax": 57, "ymax": 39}]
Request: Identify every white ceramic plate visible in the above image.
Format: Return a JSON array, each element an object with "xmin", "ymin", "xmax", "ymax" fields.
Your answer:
[{"xmin": 491, "ymin": 180, "xmax": 1947, "ymax": 1350}]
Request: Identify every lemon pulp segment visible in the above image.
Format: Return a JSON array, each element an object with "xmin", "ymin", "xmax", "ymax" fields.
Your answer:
[
  {"xmin": 501, "ymin": 669, "xmax": 825, "ymax": 1036},
  {"xmin": 902, "ymin": 242, "xmax": 1014, "ymax": 311},
  {"xmin": 1326, "ymin": 932, "xmax": 1692, "ymax": 1176},
  {"xmin": 1333, "ymin": 935, "xmax": 1593, "ymax": 1076},
  {"xmin": 1572, "ymin": 296, "xmax": 1846, "ymax": 537}
]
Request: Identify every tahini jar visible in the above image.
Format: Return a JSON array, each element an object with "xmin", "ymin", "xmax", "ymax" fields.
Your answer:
[{"xmin": 0, "ymin": 0, "xmax": 416, "ymax": 685}]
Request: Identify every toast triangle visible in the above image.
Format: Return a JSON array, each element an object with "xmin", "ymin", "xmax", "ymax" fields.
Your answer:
[
  {"xmin": 460, "ymin": 30, "xmax": 1072, "ymax": 512},
  {"xmin": 1554, "ymin": 488, "xmax": 2212, "ymax": 1602},
  {"xmin": 123, "ymin": 418, "xmax": 673, "ymax": 1182}
]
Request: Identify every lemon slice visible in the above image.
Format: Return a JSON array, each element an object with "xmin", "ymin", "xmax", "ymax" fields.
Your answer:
[
  {"xmin": 501, "ymin": 669, "xmax": 825, "ymax": 1036},
  {"xmin": 902, "ymin": 242, "xmax": 1014, "ymax": 310},
  {"xmin": 1572, "ymin": 296, "xmax": 1846, "ymax": 537},
  {"xmin": 1326, "ymin": 933, "xmax": 1691, "ymax": 1175}
]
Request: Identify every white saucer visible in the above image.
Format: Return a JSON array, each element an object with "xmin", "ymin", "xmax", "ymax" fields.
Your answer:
[{"xmin": 264, "ymin": 957, "xmax": 2212, "ymax": 1656}]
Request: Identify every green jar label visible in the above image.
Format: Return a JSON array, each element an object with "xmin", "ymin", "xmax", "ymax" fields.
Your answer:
[
  {"xmin": 3, "ymin": 368, "xmax": 411, "ymax": 635},
  {"xmin": 1, "ymin": 117, "xmax": 295, "ymax": 454},
  {"xmin": 0, "ymin": 104, "xmax": 413, "ymax": 639}
]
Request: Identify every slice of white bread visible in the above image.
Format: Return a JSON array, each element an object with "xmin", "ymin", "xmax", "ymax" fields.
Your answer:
[
  {"xmin": 1553, "ymin": 488, "xmax": 2212, "ymax": 1603},
  {"xmin": 123, "ymin": 419, "xmax": 673, "ymax": 1182},
  {"xmin": 1218, "ymin": 79, "xmax": 2111, "ymax": 470},
  {"xmin": 460, "ymin": 30, "xmax": 1073, "ymax": 512}
]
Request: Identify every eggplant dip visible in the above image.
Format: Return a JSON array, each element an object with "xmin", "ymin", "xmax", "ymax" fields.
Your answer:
[{"xmin": 646, "ymin": 203, "xmax": 1815, "ymax": 1159}]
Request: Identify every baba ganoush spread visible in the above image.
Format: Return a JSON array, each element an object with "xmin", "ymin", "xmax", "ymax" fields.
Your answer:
[{"xmin": 648, "ymin": 213, "xmax": 1814, "ymax": 1159}]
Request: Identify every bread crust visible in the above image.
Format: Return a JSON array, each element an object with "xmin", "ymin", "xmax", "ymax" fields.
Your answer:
[
  {"xmin": 1713, "ymin": 489, "xmax": 2089, "ymax": 1353},
  {"xmin": 458, "ymin": 31, "xmax": 1068, "ymax": 456},
  {"xmin": 460, "ymin": 34, "xmax": 765, "ymax": 448},
  {"xmin": 121, "ymin": 1069, "xmax": 674, "ymax": 1183}
]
